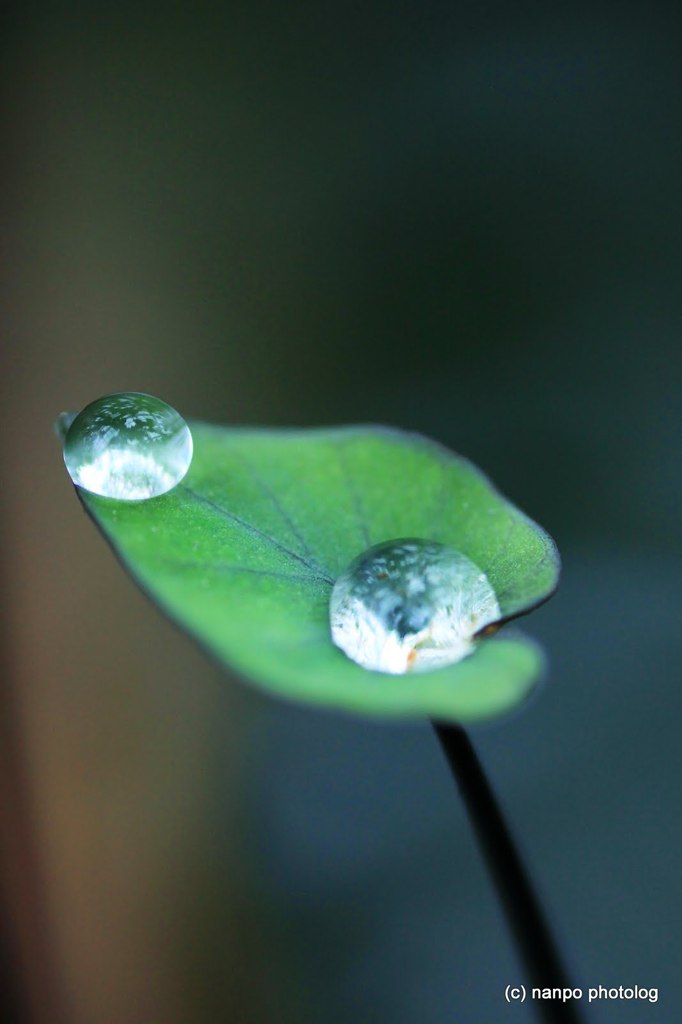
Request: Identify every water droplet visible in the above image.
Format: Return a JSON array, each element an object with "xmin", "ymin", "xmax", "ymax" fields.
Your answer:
[
  {"xmin": 62, "ymin": 393, "xmax": 193, "ymax": 500},
  {"xmin": 330, "ymin": 539, "xmax": 500, "ymax": 674}
]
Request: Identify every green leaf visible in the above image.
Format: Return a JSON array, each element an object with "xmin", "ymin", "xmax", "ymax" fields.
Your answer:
[{"xmin": 70, "ymin": 423, "xmax": 559, "ymax": 723}]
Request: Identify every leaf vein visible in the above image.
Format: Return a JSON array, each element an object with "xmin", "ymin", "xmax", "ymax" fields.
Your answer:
[
  {"xmin": 180, "ymin": 485, "xmax": 335, "ymax": 583},
  {"xmin": 166, "ymin": 559, "xmax": 331, "ymax": 586},
  {"xmin": 231, "ymin": 449, "xmax": 330, "ymax": 574}
]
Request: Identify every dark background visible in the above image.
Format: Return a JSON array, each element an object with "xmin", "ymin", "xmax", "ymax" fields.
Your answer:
[{"xmin": 2, "ymin": 3, "xmax": 680, "ymax": 1022}]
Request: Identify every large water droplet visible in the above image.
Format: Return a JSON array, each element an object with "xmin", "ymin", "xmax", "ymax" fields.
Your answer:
[
  {"xmin": 62, "ymin": 393, "xmax": 193, "ymax": 500},
  {"xmin": 330, "ymin": 539, "xmax": 500, "ymax": 674}
]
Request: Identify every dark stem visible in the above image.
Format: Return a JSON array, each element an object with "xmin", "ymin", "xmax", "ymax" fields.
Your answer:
[{"xmin": 432, "ymin": 722, "xmax": 584, "ymax": 1024}]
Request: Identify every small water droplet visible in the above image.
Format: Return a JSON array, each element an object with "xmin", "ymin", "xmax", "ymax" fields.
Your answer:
[
  {"xmin": 62, "ymin": 393, "xmax": 193, "ymax": 500},
  {"xmin": 330, "ymin": 539, "xmax": 500, "ymax": 674}
]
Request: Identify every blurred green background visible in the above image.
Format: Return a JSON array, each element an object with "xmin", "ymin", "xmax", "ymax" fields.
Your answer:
[{"xmin": 2, "ymin": 3, "xmax": 680, "ymax": 1022}]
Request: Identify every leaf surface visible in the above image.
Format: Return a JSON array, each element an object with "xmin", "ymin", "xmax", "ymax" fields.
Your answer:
[{"xmin": 74, "ymin": 423, "xmax": 559, "ymax": 722}]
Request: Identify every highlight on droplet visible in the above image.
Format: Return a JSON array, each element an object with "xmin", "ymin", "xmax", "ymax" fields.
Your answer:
[
  {"xmin": 61, "ymin": 392, "xmax": 193, "ymax": 500},
  {"xmin": 330, "ymin": 538, "xmax": 500, "ymax": 674}
]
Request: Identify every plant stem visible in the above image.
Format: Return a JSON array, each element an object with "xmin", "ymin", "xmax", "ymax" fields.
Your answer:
[{"xmin": 432, "ymin": 722, "xmax": 584, "ymax": 1024}]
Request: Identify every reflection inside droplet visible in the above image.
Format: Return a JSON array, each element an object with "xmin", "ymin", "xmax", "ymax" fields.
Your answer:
[
  {"xmin": 62, "ymin": 392, "xmax": 193, "ymax": 500},
  {"xmin": 330, "ymin": 539, "xmax": 500, "ymax": 674}
]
